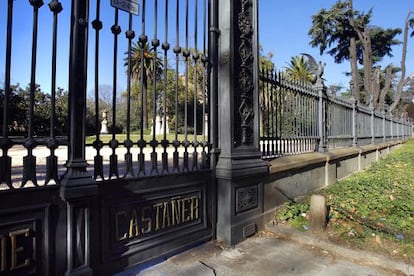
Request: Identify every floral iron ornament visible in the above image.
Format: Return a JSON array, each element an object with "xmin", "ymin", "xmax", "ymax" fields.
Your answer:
[{"xmin": 237, "ymin": 0, "xmax": 254, "ymax": 146}]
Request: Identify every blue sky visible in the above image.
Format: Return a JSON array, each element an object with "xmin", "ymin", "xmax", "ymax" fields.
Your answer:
[
  {"xmin": 259, "ymin": 0, "xmax": 414, "ymax": 90},
  {"xmin": 0, "ymin": 0, "xmax": 413, "ymax": 95}
]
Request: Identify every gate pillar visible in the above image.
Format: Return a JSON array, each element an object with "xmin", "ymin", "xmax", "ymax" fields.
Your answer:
[
  {"xmin": 60, "ymin": 0, "xmax": 96, "ymax": 275},
  {"xmin": 214, "ymin": 0, "xmax": 268, "ymax": 245}
]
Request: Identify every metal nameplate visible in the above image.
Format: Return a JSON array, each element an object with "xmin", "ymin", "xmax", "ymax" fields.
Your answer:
[{"xmin": 110, "ymin": 0, "xmax": 139, "ymax": 16}]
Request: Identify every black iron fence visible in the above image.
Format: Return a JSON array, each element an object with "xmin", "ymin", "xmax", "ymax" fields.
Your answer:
[
  {"xmin": 0, "ymin": 1, "xmax": 215, "ymax": 274},
  {"xmin": 259, "ymin": 70, "xmax": 319, "ymax": 158},
  {"xmin": 259, "ymin": 69, "xmax": 412, "ymax": 159},
  {"xmin": 1, "ymin": 0, "xmax": 211, "ymax": 189}
]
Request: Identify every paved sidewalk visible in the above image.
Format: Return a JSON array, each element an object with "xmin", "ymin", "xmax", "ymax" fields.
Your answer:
[{"xmin": 122, "ymin": 223, "xmax": 413, "ymax": 276}]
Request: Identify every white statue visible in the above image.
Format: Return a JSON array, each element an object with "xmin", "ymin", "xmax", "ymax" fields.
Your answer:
[{"xmin": 101, "ymin": 110, "xmax": 109, "ymax": 134}]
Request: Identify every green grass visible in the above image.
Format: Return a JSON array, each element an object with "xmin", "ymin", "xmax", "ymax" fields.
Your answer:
[{"xmin": 275, "ymin": 139, "xmax": 414, "ymax": 263}]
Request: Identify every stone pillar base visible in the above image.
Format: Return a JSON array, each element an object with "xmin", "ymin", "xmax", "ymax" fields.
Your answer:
[{"xmin": 216, "ymin": 155, "xmax": 268, "ymax": 245}]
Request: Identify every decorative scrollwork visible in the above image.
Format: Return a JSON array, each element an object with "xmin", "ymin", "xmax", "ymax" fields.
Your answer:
[
  {"xmin": 236, "ymin": 0, "xmax": 254, "ymax": 146},
  {"xmin": 239, "ymin": 100, "xmax": 253, "ymax": 124},
  {"xmin": 236, "ymin": 185, "xmax": 258, "ymax": 213},
  {"xmin": 238, "ymin": 13, "xmax": 252, "ymax": 35},
  {"xmin": 239, "ymin": 68, "xmax": 253, "ymax": 93},
  {"xmin": 239, "ymin": 41, "xmax": 252, "ymax": 64}
]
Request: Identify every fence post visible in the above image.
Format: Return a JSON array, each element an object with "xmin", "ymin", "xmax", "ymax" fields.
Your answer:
[
  {"xmin": 382, "ymin": 111, "xmax": 386, "ymax": 142},
  {"xmin": 370, "ymin": 107, "xmax": 375, "ymax": 144},
  {"xmin": 352, "ymin": 97, "xmax": 358, "ymax": 147},
  {"xmin": 215, "ymin": 0, "xmax": 268, "ymax": 245},
  {"xmin": 59, "ymin": 0, "xmax": 96, "ymax": 274},
  {"xmin": 317, "ymin": 84, "xmax": 327, "ymax": 151},
  {"xmin": 390, "ymin": 113, "xmax": 394, "ymax": 140},
  {"xmin": 397, "ymin": 118, "xmax": 401, "ymax": 139}
]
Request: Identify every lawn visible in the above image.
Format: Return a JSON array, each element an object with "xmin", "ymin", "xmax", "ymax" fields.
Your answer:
[{"xmin": 275, "ymin": 139, "xmax": 414, "ymax": 263}]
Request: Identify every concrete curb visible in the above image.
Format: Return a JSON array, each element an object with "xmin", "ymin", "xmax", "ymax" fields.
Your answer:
[{"xmin": 266, "ymin": 222, "xmax": 414, "ymax": 275}]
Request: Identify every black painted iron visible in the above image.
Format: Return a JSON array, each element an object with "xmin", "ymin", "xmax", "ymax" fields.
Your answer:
[
  {"xmin": 0, "ymin": 0, "xmax": 214, "ymax": 274},
  {"xmin": 0, "ymin": 0, "xmax": 412, "ymax": 274}
]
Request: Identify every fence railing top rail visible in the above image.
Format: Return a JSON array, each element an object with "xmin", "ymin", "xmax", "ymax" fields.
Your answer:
[
  {"xmin": 357, "ymin": 104, "xmax": 373, "ymax": 115},
  {"xmin": 327, "ymin": 95, "xmax": 353, "ymax": 109},
  {"xmin": 259, "ymin": 69, "xmax": 319, "ymax": 97}
]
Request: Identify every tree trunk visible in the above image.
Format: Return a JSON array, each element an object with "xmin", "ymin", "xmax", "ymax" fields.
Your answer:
[
  {"xmin": 372, "ymin": 67, "xmax": 381, "ymax": 109},
  {"xmin": 378, "ymin": 66, "xmax": 393, "ymax": 111},
  {"xmin": 389, "ymin": 11, "xmax": 413, "ymax": 112},
  {"xmin": 349, "ymin": 37, "xmax": 360, "ymax": 101},
  {"xmin": 348, "ymin": 0, "xmax": 361, "ymax": 101},
  {"xmin": 361, "ymin": 28, "xmax": 374, "ymax": 106}
]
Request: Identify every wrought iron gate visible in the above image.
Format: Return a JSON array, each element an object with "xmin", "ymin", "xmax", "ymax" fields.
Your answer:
[{"xmin": 0, "ymin": 0, "xmax": 215, "ymax": 274}]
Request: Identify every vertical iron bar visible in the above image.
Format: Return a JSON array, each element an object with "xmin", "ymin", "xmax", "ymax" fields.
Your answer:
[
  {"xmin": 276, "ymin": 71, "xmax": 280, "ymax": 155},
  {"xmin": 298, "ymin": 88, "xmax": 301, "ymax": 152},
  {"xmin": 272, "ymin": 76, "xmax": 275, "ymax": 155},
  {"xmin": 317, "ymin": 85, "xmax": 325, "ymax": 152},
  {"xmin": 280, "ymin": 74, "xmax": 284, "ymax": 154},
  {"xmin": 262, "ymin": 70, "xmax": 266, "ymax": 150},
  {"xmin": 309, "ymin": 95, "xmax": 313, "ymax": 151},
  {"xmin": 2, "ymin": 0, "xmax": 13, "ymax": 137},
  {"xmin": 352, "ymin": 99, "xmax": 357, "ymax": 146},
  {"xmin": 397, "ymin": 118, "xmax": 400, "ymax": 139},
  {"xmin": 259, "ymin": 71, "xmax": 264, "ymax": 156},
  {"xmin": 294, "ymin": 91, "xmax": 298, "ymax": 153},
  {"xmin": 314, "ymin": 95, "xmax": 317, "ymax": 147},
  {"xmin": 150, "ymin": 0, "xmax": 159, "ymax": 175},
  {"xmin": 302, "ymin": 93, "xmax": 305, "ymax": 152},
  {"xmin": 61, "ymin": 0, "xmax": 93, "ymax": 188},
  {"xmin": 161, "ymin": 0, "xmax": 170, "ymax": 174},
  {"xmin": 24, "ymin": 1, "xmax": 44, "ymax": 187},
  {"xmin": 46, "ymin": 0, "xmax": 63, "ymax": 185},
  {"xmin": 109, "ymin": 9, "xmax": 120, "ymax": 179},
  {"xmin": 182, "ymin": 0, "xmax": 190, "ymax": 172},
  {"xmin": 265, "ymin": 71, "xmax": 273, "ymax": 141},
  {"xmin": 138, "ymin": 0, "xmax": 147, "ymax": 176},
  {"xmin": 201, "ymin": 0, "xmax": 208, "ymax": 168},
  {"xmin": 371, "ymin": 107, "xmax": 375, "ymax": 144},
  {"xmin": 268, "ymin": 71, "xmax": 272, "ymax": 156},
  {"xmin": 305, "ymin": 95, "xmax": 308, "ymax": 151},
  {"xmin": 299, "ymin": 91, "xmax": 302, "ymax": 152},
  {"xmin": 172, "ymin": 0, "xmax": 180, "ymax": 173},
  {"xmin": 124, "ymin": 13, "xmax": 135, "ymax": 177},
  {"xmin": 61, "ymin": 1, "xmax": 96, "ymax": 272},
  {"xmin": 308, "ymin": 96, "xmax": 311, "ymax": 151},
  {"xmin": 0, "ymin": 0, "xmax": 14, "ymax": 187},
  {"xmin": 209, "ymin": 0, "xmax": 219, "ymax": 240},
  {"xmin": 289, "ymin": 89, "xmax": 293, "ymax": 154},
  {"xmin": 92, "ymin": 0, "xmax": 104, "ymax": 179},
  {"xmin": 192, "ymin": 0, "xmax": 199, "ymax": 171}
]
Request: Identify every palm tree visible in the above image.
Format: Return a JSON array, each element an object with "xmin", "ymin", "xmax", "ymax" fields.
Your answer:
[
  {"xmin": 285, "ymin": 56, "xmax": 314, "ymax": 83},
  {"xmin": 125, "ymin": 41, "xmax": 163, "ymax": 130}
]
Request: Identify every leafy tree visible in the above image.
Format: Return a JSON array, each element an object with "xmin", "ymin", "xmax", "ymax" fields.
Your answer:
[
  {"xmin": 405, "ymin": 101, "xmax": 414, "ymax": 121},
  {"xmin": 284, "ymin": 55, "xmax": 314, "ymax": 83},
  {"xmin": 328, "ymin": 84, "xmax": 344, "ymax": 96},
  {"xmin": 119, "ymin": 65, "xmax": 205, "ymax": 135},
  {"xmin": 308, "ymin": 0, "xmax": 403, "ymax": 110},
  {"xmin": 0, "ymin": 84, "xmax": 68, "ymax": 136},
  {"xmin": 258, "ymin": 48, "xmax": 275, "ymax": 136},
  {"xmin": 124, "ymin": 41, "xmax": 163, "ymax": 130},
  {"xmin": 54, "ymin": 88, "xmax": 68, "ymax": 136},
  {"xmin": 86, "ymin": 84, "xmax": 114, "ymax": 135},
  {"xmin": 259, "ymin": 45, "xmax": 275, "ymax": 72},
  {"xmin": 0, "ymin": 84, "xmax": 26, "ymax": 135},
  {"xmin": 389, "ymin": 11, "xmax": 414, "ymax": 112}
]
